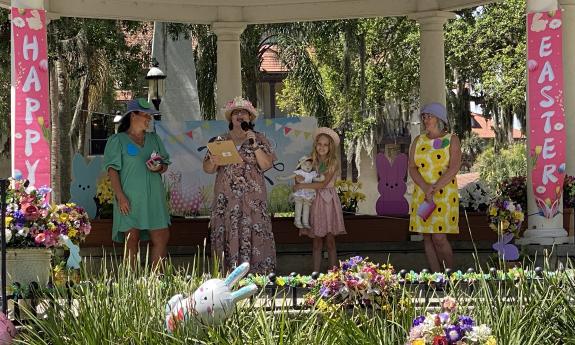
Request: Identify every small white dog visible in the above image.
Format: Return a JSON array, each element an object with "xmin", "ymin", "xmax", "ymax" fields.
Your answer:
[{"xmin": 278, "ymin": 156, "xmax": 324, "ymax": 229}]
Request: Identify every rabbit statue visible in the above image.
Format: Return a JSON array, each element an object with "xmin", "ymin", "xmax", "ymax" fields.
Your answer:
[
  {"xmin": 165, "ymin": 262, "xmax": 258, "ymax": 332},
  {"xmin": 375, "ymin": 153, "xmax": 409, "ymax": 215},
  {"xmin": 69, "ymin": 153, "xmax": 102, "ymax": 218}
]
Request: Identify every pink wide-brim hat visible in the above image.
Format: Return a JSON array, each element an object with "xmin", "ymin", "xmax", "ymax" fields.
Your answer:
[
  {"xmin": 222, "ymin": 97, "xmax": 258, "ymax": 122},
  {"xmin": 314, "ymin": 127, "xmax": 340, "ymax": 146}
]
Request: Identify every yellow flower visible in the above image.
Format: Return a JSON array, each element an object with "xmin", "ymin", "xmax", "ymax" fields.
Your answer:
[
  {"xmin": 411, "ymin": 339, "xmax": 425, "ymax": 345},
  {"xmin": 489, "ymin": 206, "xmax": 498, "ymax": 216},
  {"xmin": 37, "ymin": 116, "xmax": 44, "ymax": 126},
  {"xmin": 486, "ymin": 336, "xmax": 497, "ymax": 345},
  {"xmin": 535, "ymin": 146, "xmax": 542, "ymax": 155},
  {"xmin": 501, "ymin": 220, "xmax": 510, "ymax": 230},
  {"xmin": 59, "ymin": 213, "xmax": 69, "ymax": 222},
  {"xmin": 5, "ymin": 216, "xmax": 13, "ymax": 227},
  {"xmin": 68, "ymin": 228, "xmax": 78, "ymax": 238}
]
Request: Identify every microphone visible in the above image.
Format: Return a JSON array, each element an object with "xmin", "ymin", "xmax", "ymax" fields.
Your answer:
[{"xmin": 241, "ymin": 121, "xmax": 254, "ymax": 145}]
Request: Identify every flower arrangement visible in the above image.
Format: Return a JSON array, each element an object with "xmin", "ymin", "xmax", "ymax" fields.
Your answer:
[
  {"xmin": 498, "ymin": 176, "xmax": 526, "ymax": 211},
  {"xmin": 303, "ymin": 256, "xmax": 401, "ymax": 310},
  {"xmin": 459, "ymin": 181, "xmax": 491, "ymax": 212},
  {"xmin": 335, "ymin": 180, "xmax": 366, "ymax": 214},
  {"xmin": 4, "ymin": 178, "xmax": 91, "ymax": 248},
  {"xmin": 563, "ymin": 175, "xmax": 575, "ymax": 209},
  {"xmin": 407, "ymin": 296, "xmax": 497, "ymax": 345},
  {"xmin": 95, "ymin": 175, "xmax": 114, "ymax": 219},
  {"xmin": 487, "ymin": 198, "xmax": 524, "ymax": 238}
]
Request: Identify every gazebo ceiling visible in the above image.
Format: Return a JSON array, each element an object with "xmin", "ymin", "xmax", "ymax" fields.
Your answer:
[{"xmin": 1, "ymin": 0, "xmax": 494, "ymax": 23}]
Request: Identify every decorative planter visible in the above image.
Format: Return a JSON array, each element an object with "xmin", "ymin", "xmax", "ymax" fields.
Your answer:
[
  {"xmin": 564, "ymin": 208, "xmax": 574, "ymax": 239},
  {"xmin": 3, "ymin": 248, "xmax": 52, "ymax": 288}
]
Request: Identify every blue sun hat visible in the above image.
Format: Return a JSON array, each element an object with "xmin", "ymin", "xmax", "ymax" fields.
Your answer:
[
  {"xmin": 420, "ymin": 102, "xmax": 448, "ymax": 124},
  {"xmin": 123, "ymin": 98, "xmax": 159, "ymax": 118}
]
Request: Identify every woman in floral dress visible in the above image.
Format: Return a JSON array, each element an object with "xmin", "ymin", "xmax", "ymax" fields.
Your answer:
[
  {"xmin": 409, "ymin": 102, "xmax": 461, "ymax": 273},
  {"xmin": 202, "ymin": 97, "xmax": 276, "ymax": 274}
]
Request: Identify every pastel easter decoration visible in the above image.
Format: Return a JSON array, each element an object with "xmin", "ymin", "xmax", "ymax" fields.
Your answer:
[
  {"xmin": 61, "ymin": 235, "xmax": 82, "ymax": 269},
  {"xmin": 165, "ymin": 262, "xmax": 258, "ymax": 332},
  {"xmin": 375, "ymin": 153, "xmax": 409, "ymax": 215},
  {"xmin": 69, "ymin": 154, "xmax": 102, "ymax": 218},
  {"xmin": 0, "ymin": 312, "xmax": 16, "ymax": 344}
]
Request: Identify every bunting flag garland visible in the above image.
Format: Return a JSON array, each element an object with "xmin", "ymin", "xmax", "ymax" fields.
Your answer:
[
  {"xmin": 293, "ymin": 129, "xmax": 301, "ymax": 137},
  {"xmin": 304, "ymin": 132, "xmax": 311, "ymax": 140},
  {"xmin": 275, "ymin": 123, "xmax": 283, "ymax": 131},
  {"xmin": 284, "ymin": 127, "xmax": 292, "ymax": 135},
  {"xmin": 185, "ymin": 130, "xmax": 194, "ymax": 139},
  {"xmin": 265, "ymin": 119, "xmax": 273, "ymax": 126},
  {"xmin": 202, "ymin": 122, "xmax": 210, "ymax": 129}
]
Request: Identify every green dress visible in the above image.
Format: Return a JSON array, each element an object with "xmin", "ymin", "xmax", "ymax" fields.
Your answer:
[{"xmin": 103, "ymin": 132, "xmax": 171, "ymax": 242}]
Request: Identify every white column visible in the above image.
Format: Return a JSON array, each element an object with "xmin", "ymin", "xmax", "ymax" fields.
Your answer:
[
  {"xmin": 411, "ymin": 11, "xmax": 455, "ymax": 108},
  {"xmin": 519, "ymin": 0, "xmax": 569, "ymax": 245},
  {"xmin": 212, "ymin": 22, "xmax": 246, "ymax": 120}
]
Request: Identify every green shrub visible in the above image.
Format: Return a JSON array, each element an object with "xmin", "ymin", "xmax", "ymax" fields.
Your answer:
[{"xmin": 475, "ymin": 143, "xmax": 526, "ymax": 191}]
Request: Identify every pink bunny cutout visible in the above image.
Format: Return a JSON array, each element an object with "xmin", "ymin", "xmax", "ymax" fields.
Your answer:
[{"xmin": 375, "ymin": 153, "xmax": 409, "ymax": 215}]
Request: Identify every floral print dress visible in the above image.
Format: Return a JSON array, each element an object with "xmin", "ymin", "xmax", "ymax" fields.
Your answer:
[
  {"xmin": 208, "ymin": 132, "xmax": 276, "ymax": 274},
  {"xmin": 409, "ymin": 134, "xmax": 459, "ymax": 234}
]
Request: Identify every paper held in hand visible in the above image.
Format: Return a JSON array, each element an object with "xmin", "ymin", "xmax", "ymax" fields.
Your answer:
[{"xmin": 207, "ymin": 140, "xmax": 243, "ymax": 165}]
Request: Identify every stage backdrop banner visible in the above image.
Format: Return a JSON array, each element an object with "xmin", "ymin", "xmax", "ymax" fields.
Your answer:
[
  {"xmin": 156, "ymin": 117, "xmax": 318, "ymax": 216},
  {"xmin": 10, "ymin": 7, "xmax": 51, "ymax": 188},
  {"xmin": 527, "ymin": 10, "xmax": 566, "ymax": 218}
]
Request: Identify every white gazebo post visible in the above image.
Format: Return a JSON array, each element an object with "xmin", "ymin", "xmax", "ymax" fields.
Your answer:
[
  {"xmin": 212, "ymin": 22, "xmax": 246, "ymax": 120},
  {"xmin": 411, "ymin": 11, "xmax": 455, "ymax": 110},
  {"xmin": 520, "ymin": 0, "xmax": 569, "ymax": 245}
]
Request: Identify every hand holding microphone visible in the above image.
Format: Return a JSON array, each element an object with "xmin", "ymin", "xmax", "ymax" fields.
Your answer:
[{"xmin": 241, "ymin": 121, "xmax": 257, "ymax": 148}]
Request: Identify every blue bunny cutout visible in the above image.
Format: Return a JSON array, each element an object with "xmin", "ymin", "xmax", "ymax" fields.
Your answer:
[{"xmin": 69, "ymin": 154, "xmax": 102, "ymax": 218}]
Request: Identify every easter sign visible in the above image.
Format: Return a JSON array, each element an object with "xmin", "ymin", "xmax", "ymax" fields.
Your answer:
[
  {"xmin": 11, "ymin": 7, "xmax": 51, "ymax": 188},
  {"xmin": 527, "ymin": 10, "xmax": 566, "ymax": 218}
]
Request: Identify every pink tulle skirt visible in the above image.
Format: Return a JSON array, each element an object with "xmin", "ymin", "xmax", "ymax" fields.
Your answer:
[{"xmin": 299, "ymin": 187, "xmax": 347, "ymax": 238}]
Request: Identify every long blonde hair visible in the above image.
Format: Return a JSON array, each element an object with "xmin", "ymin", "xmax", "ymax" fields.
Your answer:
[{"xmin": 311, "ymin": 133, "xmax": 340, "ymax": 174}]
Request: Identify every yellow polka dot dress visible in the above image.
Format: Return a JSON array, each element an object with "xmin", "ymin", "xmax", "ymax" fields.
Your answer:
[{"xmin": 409, "ymin": 134, "xmax": 459, "ymax": 234}]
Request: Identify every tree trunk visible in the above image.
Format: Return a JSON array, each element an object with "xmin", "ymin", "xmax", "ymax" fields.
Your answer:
[
  {"xmin": 56, "ymin": 54, "xmax": 71, "ymax": 202},
  {"xmin": 49, "ymin": 60, "xmax": 61, "ymax": 203},
  {"xmin": 68, "ymin": 29, "xmax": 89, "ymax": 154}
]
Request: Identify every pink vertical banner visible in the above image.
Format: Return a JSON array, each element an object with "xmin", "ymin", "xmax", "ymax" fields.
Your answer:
[
  {"xmin": 11, "ymin": 7, "xmax": 51, "ymax": 188},
  {"xmin": 527, "ymin": 11, "xmax": 566, "ymax": 218}
]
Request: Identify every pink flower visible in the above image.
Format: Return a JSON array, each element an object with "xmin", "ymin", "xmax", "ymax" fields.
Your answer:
[
  {"xmin": 441, "ymin": 296, "xmax": 458, "ymax": 313},
  {"xmin": 21, "ymin": 203, "xmax": 40, "ymax": 221},
  {"xmin": 34, "ymin": 233, "xmax": 45, "ymax": 245}
]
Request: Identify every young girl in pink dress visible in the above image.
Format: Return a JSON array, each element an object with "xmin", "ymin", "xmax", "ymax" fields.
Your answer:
[{"xmin": 295, "ymin": 127, "xmax": 346, "ymax": 272}]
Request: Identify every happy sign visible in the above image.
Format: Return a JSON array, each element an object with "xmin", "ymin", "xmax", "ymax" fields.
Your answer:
[
  {"xmin": 527, "ymin": 10, "xmax": 566, "ymax": 218},
  {"xmin": 10, "ymin": 7, "xmax": 51, "ymax": 188}
]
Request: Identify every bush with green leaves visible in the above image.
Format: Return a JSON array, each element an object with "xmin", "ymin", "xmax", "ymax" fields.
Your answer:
[
  {"xmin": 12, "ymin": 254, "xmax": 575, "ymax": 345},
  {"xmin": 474, "ymin": 143, "xmax": 526, "ymax": 191}
]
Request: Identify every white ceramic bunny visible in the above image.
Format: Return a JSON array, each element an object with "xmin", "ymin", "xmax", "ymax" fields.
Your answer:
[{"xmin": 165, "ymin": 262, "xmax": 258, "ymax": 332}]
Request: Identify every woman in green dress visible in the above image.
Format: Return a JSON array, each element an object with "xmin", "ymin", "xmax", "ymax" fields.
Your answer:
[{"xmin": 103, "ymin": 98, "xmax": 171, "ymax": 267}]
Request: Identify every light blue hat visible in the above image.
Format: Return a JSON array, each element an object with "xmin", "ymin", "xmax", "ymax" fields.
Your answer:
[
  {"xmin": 123, "ymin": 98, "xmax": 159, "ymax": 118},
  {"xmin": 421, "ymin": 102, "xmax": 448, "ymax": 124}
]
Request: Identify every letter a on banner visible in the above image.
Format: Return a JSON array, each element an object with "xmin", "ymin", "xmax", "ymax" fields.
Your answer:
[
  {"xmin": 11, "ymin": 7, "xmax": 51, "ymax": 188},
  {"xmin": 527, "ymin": 10, "xmax": 566, "ymax": 218}
]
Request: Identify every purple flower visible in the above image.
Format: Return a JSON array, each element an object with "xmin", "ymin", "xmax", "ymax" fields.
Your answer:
[
  {"xmin": 319, "ymin": 286, "xmax": 331, "ymax": 297},
  {"xmin": 438, "ymin": 312, "xmax": 450, "ymax": 324},
  {"xmin": 412, "ymin": 315, "xmax": 426, "ymax": 327},
  {"xmin": 458, "ymin": 315, "xmax": 474, "ymax": 332},
  {"xmin": 444, "ymin": 325, "xmax": 463, "ymax": 343}
]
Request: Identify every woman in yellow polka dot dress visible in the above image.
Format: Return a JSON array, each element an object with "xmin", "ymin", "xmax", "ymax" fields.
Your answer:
[{"xmin": 408, "ymin": 102, "xmax": 462, "ymax": 273}]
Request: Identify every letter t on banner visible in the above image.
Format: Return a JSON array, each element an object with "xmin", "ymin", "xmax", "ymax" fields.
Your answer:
[{"xmin": 10, "ymin": 5, "xmax": 51, "ymax": 189}]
